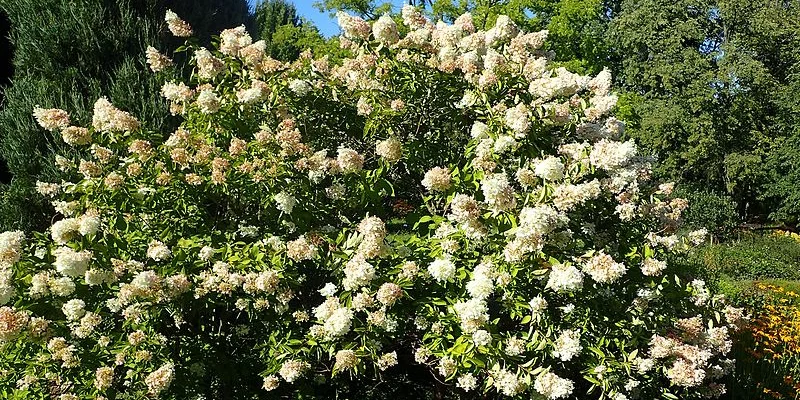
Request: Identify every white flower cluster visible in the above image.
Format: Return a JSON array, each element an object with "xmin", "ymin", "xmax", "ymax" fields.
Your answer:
[
  {"xmin": 427, "ymin": 257, "xmax": 456, "ymax": 282},
  {"xmin": 481, "ymin": 173, "xmax": 516, "ymax": 212},
  {"xmin": 33, "ymin": 107, "xmax": 70, "ymax": 131},
  {"xmin": 422, "ymin": 167, "xmax": 452, "ymax": 192},
  {"xmin": 582, "ymin": 251, "xmax": 627, "ymax": 284},
  {"xmin": 92, "ymin": 97, "xmax": 140, "ymax": 132},
  {"xmin": 0, "ymin": 231, "xmax": 24, "ymax": 268},
  {"xmin": 146, "ymin": 240, "xmax": 172, "ymax": 262},
  {"xmin": 552, "ymin": 329, "xmax": 582, "ymax": 361},
  {"xmin": 165, "ymin": 10, "xmax": 192, "ymax": 37},
  {"xmin": 534, "ymin": 371, "xmax": 574, "ymax": 399},
  {"xmin": 53, "ymin": 247, "xmax": 92, "ymax": 278},
  {"xmin": 146, "ymin": 46, "xmax": 173, "ymax": 72},
  {"xmin": 545, "ymin": 263, "xmax": 584, "ymax": 292},
  {"xmin": 50, "ymin": 214, "xmax": 100, "ymax": 244},
  {"xmin": 376, "ymin": 137, "xmax": 403, "ymax": 162},
  {"xmin": 145, "ymin": 362, "xmax": 175, "ymax": 395}
]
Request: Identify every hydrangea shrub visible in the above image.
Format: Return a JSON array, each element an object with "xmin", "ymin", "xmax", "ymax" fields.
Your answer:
[{"xmin": 2, "ymin": 8, "xmax": 746, "ymax": 400}]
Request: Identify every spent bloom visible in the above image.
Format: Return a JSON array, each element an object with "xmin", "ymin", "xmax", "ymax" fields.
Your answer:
[
  {"xmin": 165, "ymin": 10, "xmax": 193, "ymax": 37},
  {"xmin": 145, "ymin": 362, "xmax": 175, "ymax": 395},
  {"xmin": 33, "ymin": 107, "xmax": 70, "ymax": 130},
  {"xmin": 422, "ymin": 167, "xmax": 452, "ymax": 192},
  {"xmin": 145, "ymin": 46, "xmax": 173, "ymax": 72}
]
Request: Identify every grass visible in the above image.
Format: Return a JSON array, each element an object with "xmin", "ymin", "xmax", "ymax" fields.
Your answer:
[{"xmin": 689, "ymin": 231, "xmax": 800, "ymax": 294}]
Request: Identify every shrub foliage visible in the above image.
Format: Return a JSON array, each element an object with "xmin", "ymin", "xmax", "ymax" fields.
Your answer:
[{"xmin": 0, "ymin": 9, "xmax": 745, "ymax": 400}]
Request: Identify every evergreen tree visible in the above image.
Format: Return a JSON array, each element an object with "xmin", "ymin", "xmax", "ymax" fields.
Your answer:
[
  {"xmin": 255, "ymin": 0, "xmax": 300, "ymax": 39},
  {"xmin": 0, "ymin": 10, "xmax": 11, "ymax": 106},
  {"xmin": 0, "ymin": 10, "xmax": 12, "ymax": 185},
  {"xmin": 0, "ymin": 0, "xmax": 252, "ymax": 232},
  {"xmin": 254, "ymin": 0, "xmax": 335, "ymax": 61}
]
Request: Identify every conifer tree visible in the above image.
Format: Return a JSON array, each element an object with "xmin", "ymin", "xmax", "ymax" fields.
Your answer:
[{"xmin": 0, "ymin": 0, "xmax": 253, "ymax": 231}]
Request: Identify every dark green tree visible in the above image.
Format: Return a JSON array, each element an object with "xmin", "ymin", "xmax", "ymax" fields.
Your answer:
[
  {"xmin": 725, "ymin": 0, "xmax": 800, "ymax": 226},
  {"xmin": 255, "ymin": 0, "xmax": 300, "ymax": 37},
  {"xmin": 609, "ymin": 0, "xmax": 800, "ymax": 227},
  {"xmin": 606, "ymin": 0, "xmax": 728, "ymax": 210},
  {"xmin": 255, "ymin": 0, "xmax": 340, "ymax": 61},
  {"xmin": 0, "ymin": 10, "xmax": 12, "ymax": 186},
  {"xmin": 0, "ymin": 0, "xmax": 252, "ymax": 232}
]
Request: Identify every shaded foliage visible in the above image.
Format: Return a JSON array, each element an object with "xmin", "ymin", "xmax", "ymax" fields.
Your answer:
[{"xmin": 0, "ymin": 0, "xmax": 253, "ymax": 232}]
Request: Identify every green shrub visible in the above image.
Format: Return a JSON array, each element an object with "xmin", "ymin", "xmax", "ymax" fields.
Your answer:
[
  {"xmin": 0, "ymin": 10, "xmax": 739, "ymax": 399},
  {"xmin": 675, "ymin": 185, "xmax": 740, "ymax": 235},
  {"xmin": 690, "ymin": 233, "xmax": 800, "ymax": 282}
]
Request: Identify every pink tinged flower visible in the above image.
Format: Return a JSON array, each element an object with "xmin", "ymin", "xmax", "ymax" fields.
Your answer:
[
  {"xmin": 165, "ymin": 10, "xmax": 193, "ymax": 37},
  {"xmin": 33, "ymin": 107, "xmax": 70, "ymax": 130}
]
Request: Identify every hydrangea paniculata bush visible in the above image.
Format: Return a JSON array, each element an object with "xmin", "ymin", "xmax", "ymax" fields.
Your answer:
[{"xmin": 1, "ymin": 8, "xmax": 746, "ymax": 399}]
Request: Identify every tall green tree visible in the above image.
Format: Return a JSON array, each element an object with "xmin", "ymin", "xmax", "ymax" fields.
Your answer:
[
  {"xmin": 606, "ymin": 0, "xmax": 729, "ymax": 207},
  {"xmin": 254, "ymin": 0, "xmax": 301, "ymax": 60},
  {"xmin": 255, "ymin": 0, "xmax": 346, "ymax": 61},
  {"xmin": 609, "ymin": 0, "xmax": 800, "ymax": 227},
  {"xmin": 722, "ymin": 0, "xmax": 800, "ymax": 225},
  {"xmin": 0, "ymin": 0, "xmax": 253, "ymax": 232}
]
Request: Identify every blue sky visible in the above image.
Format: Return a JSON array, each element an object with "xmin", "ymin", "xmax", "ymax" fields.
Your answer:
[{"xmin": 248, "ymin": 0, "xmax": 408, "ymax": 37}]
